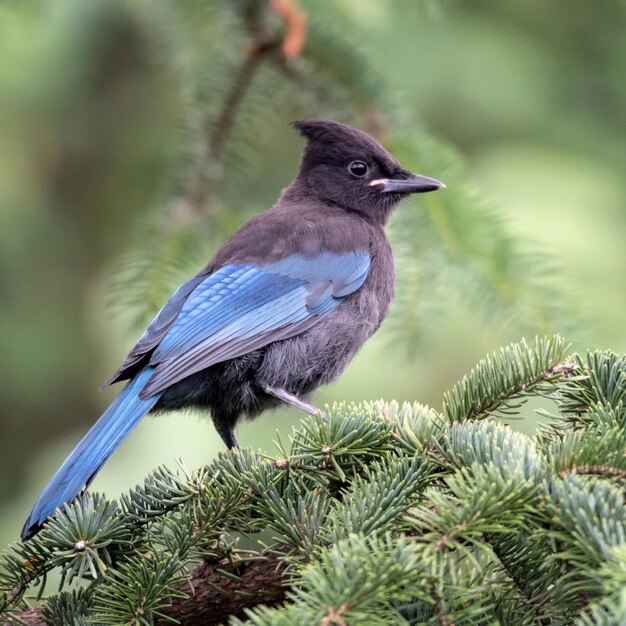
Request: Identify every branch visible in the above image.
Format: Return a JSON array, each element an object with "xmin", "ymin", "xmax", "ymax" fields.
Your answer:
[
  {"xmin": 485, "ymin": 534, "xmax": 551, "ymax": 626},
  {"xmin": 429, "ymin": 582, "xmax": 455, "ymax": 626},
  {"xmin": 160, "ymin": 548, "xmax": 289, "ymax": 625},
  {"xmin": 185, "ymin": 0, "xmax": 307, "ymax": 211},
  {"xmin": 2, "ymin": 549, "xmax": 290, "ymax": 626},
  {"xmin": 467, "ymin": 361, "xmax": 576, "ymax": 421},
  {"xmin": 1, "ymin": 609, "xmax": 43, "ymax": 626},
  {"xmin": 443, "ymin": 336, "xmax": 575, "ymax": 423},
  {"xmin": 185, "ymin": 44, "xmax": 276, "ymax": 211},
  {"xmin": 559, "ymin": 464, "xmax": 626, "ymax": 479}
]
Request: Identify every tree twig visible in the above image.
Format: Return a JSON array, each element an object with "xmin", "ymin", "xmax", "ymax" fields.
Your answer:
[
  {"xmin": 430, "ymin": 582, "xmax": 455, "ymax": 626},
  {"xmin": 186, "ymin": 0, "xmax": 307, "ymax": 211},
  {"xmin": 468, "ymin": 361, "xmax": 577, "ymax": 420},
  {"xmin": 559, "ymin": 464, "xmax": 626, "ymax": 479},
  {"xmin": 485, "ymin": 534, "xmax": 551, "ymax": 626},
  {"xmin": 1, "ymin": 549, "xmax": 290, "ymax": 626}
]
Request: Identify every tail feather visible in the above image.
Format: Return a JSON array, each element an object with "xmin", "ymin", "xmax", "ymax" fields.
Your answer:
[{"xmin": 21, "ymin": 367, "xmax": 161, "ymax": 540}]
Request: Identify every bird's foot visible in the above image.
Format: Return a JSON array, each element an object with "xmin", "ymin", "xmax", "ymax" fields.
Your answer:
[{"xmin": 262, "ymin": 384, "xmax": 326, "ymax": 420}]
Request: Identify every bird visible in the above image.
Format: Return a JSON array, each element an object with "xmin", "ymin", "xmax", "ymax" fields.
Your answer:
[{"xmin": 21, "ymin": 119, "xmax": 444, "ymax": 540}]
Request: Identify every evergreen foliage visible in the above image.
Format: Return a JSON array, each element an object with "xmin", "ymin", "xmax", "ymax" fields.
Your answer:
[
  {"xmin": 2, "ymin": 1, "xmax": 622, "ymax": 625},
  {"xmin": 1, "ymin": 335, "xmax": 625, "ymax": 624}
]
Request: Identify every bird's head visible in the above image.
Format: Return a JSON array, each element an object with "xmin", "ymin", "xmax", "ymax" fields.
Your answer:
[{"xmin": 291, "ymin": 119, "xmax": 444, "ymax": 224}]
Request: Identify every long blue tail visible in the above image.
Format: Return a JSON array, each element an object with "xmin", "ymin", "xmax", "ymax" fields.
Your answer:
[{"xmin": 21, "ymin": 367, "xmax": 161, "ymax": 540}]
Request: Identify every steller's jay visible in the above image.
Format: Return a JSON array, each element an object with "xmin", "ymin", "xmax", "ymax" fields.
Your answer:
[{"xmin": 21, "ymin": 120, "xmax": 443, "ymax": 540}]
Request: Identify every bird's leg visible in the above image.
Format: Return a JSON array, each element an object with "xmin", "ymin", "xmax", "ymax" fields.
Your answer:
[
  {"xmin": 213, "ymin": 419, "xmax": 240, "ymax": 449},
  {"xmin": 262, "ymin": 384, "xmax": 327, "ymax": 421}
]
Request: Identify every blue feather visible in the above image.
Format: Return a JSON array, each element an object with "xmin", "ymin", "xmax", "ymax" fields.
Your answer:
[
  {"xmin": 141, "ymin": 251, "xmax": 371, "ymax": 396},
  {"xmin": 22, "ymin": 367, "xmax": 160, "ymax": 538}
]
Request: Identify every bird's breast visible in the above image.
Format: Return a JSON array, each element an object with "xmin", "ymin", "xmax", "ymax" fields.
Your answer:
[
  {"xmin": 324, "ymin": 229, "xmax": 395, "ymax": 348},
  {"xmin": 360, "ymin": 229, "xmax": 395, "ymax": 329}
]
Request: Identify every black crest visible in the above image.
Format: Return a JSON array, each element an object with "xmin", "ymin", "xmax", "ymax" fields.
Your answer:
[{"xmin": 292, "ymin": 119, "xmax": 400, "ymax": 173}]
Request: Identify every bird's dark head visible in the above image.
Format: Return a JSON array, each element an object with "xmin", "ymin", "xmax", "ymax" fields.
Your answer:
[{"xmin": 290, "ymin": 119, "xmax": 444, "ymax": 224}]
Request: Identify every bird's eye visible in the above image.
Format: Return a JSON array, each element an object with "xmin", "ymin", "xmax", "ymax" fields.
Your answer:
[{"xmin": 348, "ymin": 160, "xmax": 368, "ymax": 177}]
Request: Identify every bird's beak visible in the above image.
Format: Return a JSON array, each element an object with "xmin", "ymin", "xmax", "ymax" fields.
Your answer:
[{"xmin": 369, "ymin": 173, "xmax": 445, "ymax": 194}]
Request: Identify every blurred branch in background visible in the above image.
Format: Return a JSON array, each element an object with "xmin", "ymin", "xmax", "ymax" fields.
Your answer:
[{"xmin": 186, "ymin": 0, "xmax": 307, "ymax": 209}]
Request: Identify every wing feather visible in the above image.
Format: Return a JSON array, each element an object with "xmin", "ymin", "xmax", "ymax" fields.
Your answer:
[{"xmin": 115, "ymin": 251, "xmax": 370, "ymax": 398}]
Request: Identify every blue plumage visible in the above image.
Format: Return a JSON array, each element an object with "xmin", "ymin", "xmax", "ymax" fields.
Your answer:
[
  {"xmin": 143, "ymin": 252, "xmax": 370, "ymax": 396},
  {"xmin": 22, "ymin": 119, "xmax": 442, "ymax": 540},
  {"xmin": 24, "ymin": 367, "xmax": 160, "ymax": 534}
]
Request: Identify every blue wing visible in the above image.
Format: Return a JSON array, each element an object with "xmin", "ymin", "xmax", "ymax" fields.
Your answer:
[{"xmin": 124, "ymin": 251, "xmax": 371, "ymax": 398}]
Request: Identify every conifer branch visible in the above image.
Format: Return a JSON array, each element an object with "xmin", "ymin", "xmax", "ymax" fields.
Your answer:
[
  {"xmin": 1, "ymin": 551, "xmax": 289, "ymax": 626},
  {"xmin": 443, "ymin": 336, "xmax": 575, "ymax": 422},
  {"xmin": 468, "ymin": 360, "xmax": 575, "ymax": 421},
  {"xmin": 319, "ymin": 602, "xmax": 348, "ymax": 626},
  {"xmin": 485, "ymin": 534, "xmax": 551, "ymax": 626},
  {"xmin": 559, "ymin": 465, "xmax": 626, "ymax": 479},
  {"xmin": 2, "ymin": 608, "xmax": 43, "ymax": 626},
  {"xmin": 158, "ymin": 548, "xmax": 289, "ymax": 625},
  {"xmin": 430, "ymin": 583, "xmax": 455, "ymax": 626},
  {"xmin": 2, "ymin": 338, "xmax": 624, "ymax": 624},
  {"xmin": 186, "ymin": 0, "xmax": 307, "ymax": 210}
]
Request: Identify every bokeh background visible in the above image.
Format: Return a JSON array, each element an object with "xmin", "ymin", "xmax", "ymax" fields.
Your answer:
[{"xmin": 1, "ymin": 0, "xmax": 624, "ymax": 545}]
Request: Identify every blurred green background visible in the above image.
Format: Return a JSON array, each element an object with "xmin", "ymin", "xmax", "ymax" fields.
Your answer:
[{"xmin": 1, "ymin": 0, "xmax": 624, "ymax": 545}]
